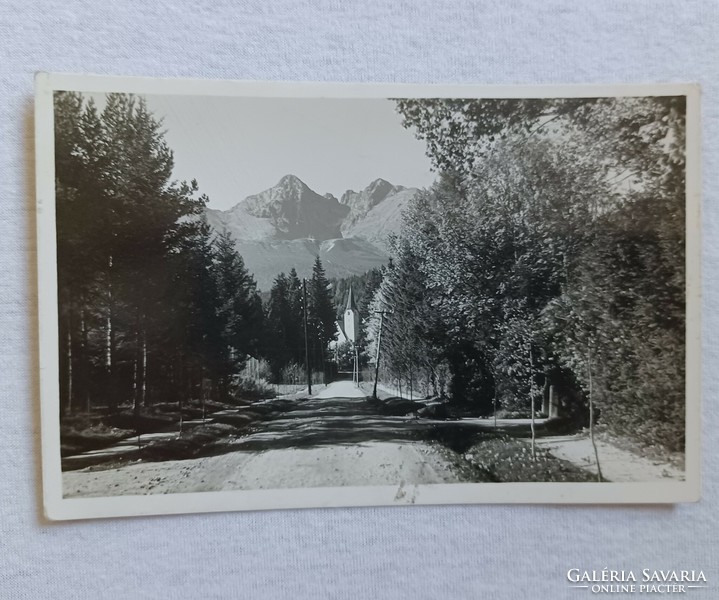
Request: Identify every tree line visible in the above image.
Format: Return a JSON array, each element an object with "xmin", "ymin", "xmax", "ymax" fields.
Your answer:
[
  {"xmin": 55, "ymin": 91, "xmax": 686, "ymax": 453},
  {"xmin": 55, "ymin": 92, "xmax": 338, "ymax": 418},
  {"xmin": 263, "ymin": 258, "xmax": 338, "ymax": 383},
  {"xmin": 364, "ymin": 96, "xmax": 686, "ymax": 452}
]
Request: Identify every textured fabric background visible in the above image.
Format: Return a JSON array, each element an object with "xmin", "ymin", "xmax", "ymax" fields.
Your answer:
[{"xmin": 1, "ymin": 2, "xmax": 717, "ymax": 598}]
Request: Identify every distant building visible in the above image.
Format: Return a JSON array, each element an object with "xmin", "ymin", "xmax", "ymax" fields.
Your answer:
[{"xmin": 335, "ymin": 286, "xmax": 359, "ymax": 344}]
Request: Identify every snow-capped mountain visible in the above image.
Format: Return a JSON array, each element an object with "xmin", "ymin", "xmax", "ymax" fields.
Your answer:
[{"xmin": 204, "ymin": 174, "xmax": 422, "ymax": 289}]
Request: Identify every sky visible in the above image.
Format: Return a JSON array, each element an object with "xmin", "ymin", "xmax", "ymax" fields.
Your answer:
[{"xmin": 134, "ymin": 95, "xmax": 437, "ymax": 210}]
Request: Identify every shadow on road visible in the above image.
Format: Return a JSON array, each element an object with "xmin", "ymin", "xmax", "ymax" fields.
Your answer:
[
  {"xmin": 226, "ymin": 394, "xmax": 496, "ymax": 454},
  {"xmin": 63, "ymin": 385, "xmax": 516, "ymax": 470}
]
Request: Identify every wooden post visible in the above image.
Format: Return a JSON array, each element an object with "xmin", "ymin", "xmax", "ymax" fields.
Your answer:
[
  {"xmin": 372, "ymin": 311, "xmax": 386, "ymax": 400},
  {"xmin": 303, "ymin": 278, "xmax": 312, "ymax": 395},
  {"xmin": 354, "ymin": 345, "xmax": 359, "ymax": 386},
  {"xmin": 588, "ymin": 344, "xmax": 603, "ymax": 482}
]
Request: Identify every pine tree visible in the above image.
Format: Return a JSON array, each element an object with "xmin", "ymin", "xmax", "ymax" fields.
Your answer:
[
  {"xmin": 213, "ymin": 229, "xmax": 263, "ymax": 400},
  {"xmin": 286, "ymin": 268, "xmax": 305, "ymax": 364},
  {"xmin": 307, "ymin": 256, "xmax": 337, "ymax": 378},
  {"xmin": 354, "ymin": 267, "xmax": 383, "ymax": 359},
  {"xmin": 265, "ymin": 273, "xmax": 294, "ymax": 381},
  {"xmin": 54, "ymin": 91, "xmax": 206, "ymax": 417},
  {"xmin": 55, "ymin": 92, "xmax": 103, "ymax": 414},
  {"xmin": 166, "ymin": 217, "xmax": 223, "ymax": 409}
]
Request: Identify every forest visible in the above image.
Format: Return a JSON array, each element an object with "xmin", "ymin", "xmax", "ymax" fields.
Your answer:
[
  {"xmin": 54, "ymin": 92, "xmax": 338, "ymax": 423},
  {"xmin": 55, "ymin": 91, "xmax": 686, "ymax": 455},
  {"xmin": 362, "ymin": 96, "xmax": 686, "ymax": 452}
]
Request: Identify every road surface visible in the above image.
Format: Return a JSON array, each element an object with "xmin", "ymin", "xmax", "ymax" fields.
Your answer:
[{"xmin": 63, "ymin": 380, "xmax": 464, "ymax": 498}]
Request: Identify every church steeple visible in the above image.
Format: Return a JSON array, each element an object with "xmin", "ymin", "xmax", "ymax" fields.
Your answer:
[
  {"xmin": 344, "ymin": 286, "xmax": 359, "ymax": 343},
  {"xmin": 346, "ymin": 285, "xmax": 358, "ymax": 312}
]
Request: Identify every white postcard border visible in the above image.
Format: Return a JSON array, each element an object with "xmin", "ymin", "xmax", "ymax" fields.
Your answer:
[{"xmin": 35, "ymin": 73, "xmax": 701, "ymax": 520}]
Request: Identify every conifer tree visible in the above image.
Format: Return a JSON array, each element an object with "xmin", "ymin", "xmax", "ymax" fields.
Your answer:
[
  {"xmin": 213, "ymin": 229, "xmax": 263, "ymax": 400},
  {"xmin": 287, "ymin": 268, "xmax": 305, "ymax": 364},
  {"xmin": 265, "ymin": 273, "xmax": 295, "ymax": 380},
  {"xmin": 307, "ymin": 256, "xmax": 337, "ymax": 378},
  {"xmin": 54, "ymin": 91, "xmax": 207, "ymax": 416}
]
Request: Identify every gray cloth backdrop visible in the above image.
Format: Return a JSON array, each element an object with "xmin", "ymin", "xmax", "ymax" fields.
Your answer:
[{"xmin": 1, "ymin": 1, "xmax": 717, "ymax": 598}]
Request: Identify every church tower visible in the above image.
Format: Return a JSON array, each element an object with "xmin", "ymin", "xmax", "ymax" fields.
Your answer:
[{"xmin": 344, "ymin": 286, "xmax": 360, "ymax": 343}]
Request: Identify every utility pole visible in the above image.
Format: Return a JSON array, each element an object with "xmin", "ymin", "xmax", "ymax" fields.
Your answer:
[
  {"xmin": 354, "ymin": 344, "xmax": 359, "ymax": 386},
  {"xmin": 303, "ymin": 278, "xmax": 312, "ymax": 395},
  {"xmin": 588, "ymin": 343, "xmax": 603, "ymax": 482},
  {"xmin": 372, "ymin": 309, "xmax": 391, "ymax": 400}
]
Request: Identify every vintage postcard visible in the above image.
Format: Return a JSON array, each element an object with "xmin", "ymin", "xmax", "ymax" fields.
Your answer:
[{"xmin": 35, "ymin": 74, "xmax": 701, "ymax": 520}]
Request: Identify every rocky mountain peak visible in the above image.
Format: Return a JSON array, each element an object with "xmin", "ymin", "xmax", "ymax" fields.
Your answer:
[
  {"xmin": 276, "ymin": 173, "xmax": 309, "ymax": 194},
  {"xmin": 341, "ymin": 178, "xmax": 403, "ymax": 208},
  {"xmin": 239, "ymin": 174, "xmax": 348, "ymax": 241},
  {"xmin": 366, "ymin": 178, "xmax": 396, "ymax": 199},
  {"xmin": 211, "ymin": 175, "xmax": 418, "ymax": 247},
  {"xmin": 338, "ymin": 178, "xmax": 407, "ymax": 234},
  {"xmin": 203, "ymin": 174, "xmax": 423, "ymax": 287}
]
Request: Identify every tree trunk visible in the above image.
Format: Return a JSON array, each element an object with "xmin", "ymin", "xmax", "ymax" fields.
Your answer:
[
  {"xmin": 132, "ymin": 308, "xmax": 141, "ymax": 419},
  {"xmin": 177, "ymin": 352, "xmax": 184, "ymax": 435},
  {"xmin": 180, "ymin": 361, "xmax": 190, "ymax": 434},
  {"xmin": 66, "ymin": 316, "xmax": 73, "ymax": 415},
  {"xmin": 105, "ymin": 311, "xmax": 112, "ymax": 410},
  {"xmin": 141, "ymin": 327, "xmax": 147, "ymax": 407},
  {"xmin": 106, "ymin": 255, "xmax": 117, "ymax": 413},
  {"xmin": 588, "ymin": 344, "xmax": 603, "ymax": 482},
  {"xmin": 529, "ymin": 346, "xmax": 536, "ymax": 460},
  {"xmin": 80, "ymin": 305, "xmax": 90, "ymax": 414},
  {"xmin": 201, "ymin": 366, "xmax": 206, "ymax": 423}
]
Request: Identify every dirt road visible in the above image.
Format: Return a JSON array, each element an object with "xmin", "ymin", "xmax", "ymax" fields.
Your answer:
[{"xmin": 63, "ymin": 381, "xmax": 463, "ymax": 498}]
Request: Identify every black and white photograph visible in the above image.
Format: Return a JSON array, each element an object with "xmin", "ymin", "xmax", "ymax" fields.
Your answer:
[{"xmin": 36, "ymin": 76, "xmax": 700, "ymax": 519}]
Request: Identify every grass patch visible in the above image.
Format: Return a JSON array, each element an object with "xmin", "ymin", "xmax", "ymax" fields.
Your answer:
[
  {"xmin": 136, "ymin": 423, "xmax": 241, "ymax": 462},
  {"xmin": 460, "ymin": 435, "xmax": 596, "ymax": 483},
  {"xmin": 60, "ymin": 422, "xmax": 135, "ymax": 456}
]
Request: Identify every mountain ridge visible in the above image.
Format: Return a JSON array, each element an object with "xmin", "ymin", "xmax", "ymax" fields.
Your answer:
[
  {"xmin": 203, "ymin": 174, "xmax": 423, "ymax": 289},
  {"xmin": 239, "ymin": 174, "xmax": 349, "ymax": 241}
]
